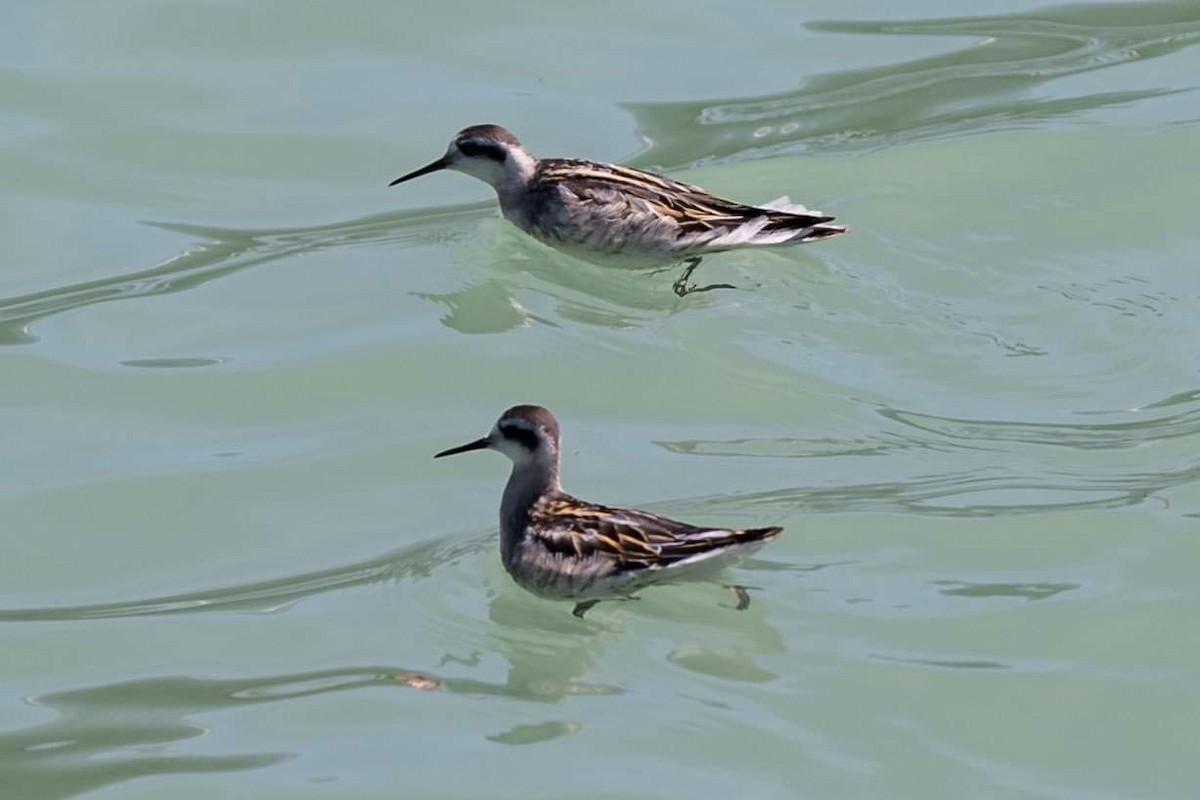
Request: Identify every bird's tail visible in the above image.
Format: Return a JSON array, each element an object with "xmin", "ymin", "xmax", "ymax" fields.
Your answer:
[
  {"xmin": 758, "ymin": 195, "xmax": 849, "ymax": 243},
  {"xmin": 734, "ymin": 525, "xmax": 784, "ymax": 544},
  {"xmin": 652, "ymin": 525, "xmax": 783, "ymax": 577}
]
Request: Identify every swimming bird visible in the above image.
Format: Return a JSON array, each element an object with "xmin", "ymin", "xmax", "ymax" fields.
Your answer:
[
  {"xmin": 435, "ymin": 404, "xmax": 783, "ymax": 617},
  {"xmin": 390, "ymin": 124, "xmax": 847, "ymax": 296}
]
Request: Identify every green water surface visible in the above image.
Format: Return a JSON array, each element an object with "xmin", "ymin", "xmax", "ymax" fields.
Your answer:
[{"xmin": 3, "ymin": 2, "xmax": 1200, "ymax": 798}]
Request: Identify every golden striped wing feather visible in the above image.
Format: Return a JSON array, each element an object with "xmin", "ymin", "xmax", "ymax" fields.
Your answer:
[
  {"xmin": 536, "ymin": 159, "xmax": 834, "ymax": 236},
  {"xmin": 528, "ymin": 493, "xmax": 781, "ymax": 571}
]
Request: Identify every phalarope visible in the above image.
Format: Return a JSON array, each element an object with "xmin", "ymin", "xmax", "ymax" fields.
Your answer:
[
  {"xmin": 435, "ymin": 404, "xmax": 783, "ymax": 617},
  {"xmin": 390, "ymin": 124, "xmax": 847, "ymax": 296}
]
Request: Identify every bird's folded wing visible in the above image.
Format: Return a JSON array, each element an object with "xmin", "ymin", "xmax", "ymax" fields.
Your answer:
[
  {"xmin": 529, "ymin": 494, "xmax": 749, "ymax": 570},
  {"xmin": 544, "ymin": 160, "xmax": 834, "ymax": 236}
]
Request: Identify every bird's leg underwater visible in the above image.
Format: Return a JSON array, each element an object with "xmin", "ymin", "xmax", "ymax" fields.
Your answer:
[
  {"xmin": 571, "ymin": 600, "xmax": 600, "ymax": 619},
  {"xmin": 722, "ymin": 584, "xmax": 752, "ymax": 611},
  {"xmin": 672, "ymin": 257, "xmax": 736, "ymax": 298},
  {"xmin": 571, "ymin": 595, "xmax": 640, "ymax": 619}
]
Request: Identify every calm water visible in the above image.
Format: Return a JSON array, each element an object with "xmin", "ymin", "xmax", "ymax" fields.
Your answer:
[{"xmin": 3, "ymin": 1, "xmax": 1200, "ymax": 798}]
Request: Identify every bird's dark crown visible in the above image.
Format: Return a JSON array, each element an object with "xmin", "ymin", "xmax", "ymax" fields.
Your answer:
[
  {"xmin": 454, "ymin": 124, "xmax": 522, "ymax": 162},
  {"xmin": 497, "ymin": 404, "xmax": 559, "ymax": 449}
]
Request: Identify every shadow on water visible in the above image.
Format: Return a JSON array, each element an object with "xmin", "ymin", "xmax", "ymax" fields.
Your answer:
[
  {"xmin": 931, "ymin": 580, "xmax": 1077, "ymax": 601},
  {"xmin": 627, "ymin": 1, "xmax": 1200, "ymax": 167},
  {"xmin": 0, "ymin": 534, "xmax": 488, "ymax": 623}
]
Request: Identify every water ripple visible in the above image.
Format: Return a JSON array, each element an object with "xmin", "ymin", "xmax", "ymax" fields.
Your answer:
[
  {"xmin": 0, "ymin": 204, "xmax": 489, "ymax": 346},
  {"xmin": 0, "ymin": 534, "xmax": 488, "ymax": 623},
  {"xmin": 658, "ymin": 431, "xmax": 956, "ymax": 459},
  {"xmin": 682, "ymin": 463, "xmax": 1198, "ymax": 518},
  {"xmin": 881, "ymin": 397, "xmax": 1200, "ymax": 451},
  {"xmin": 660, "ymin": 387, "xmax": 1200, "ymax": 461},
  {"xmin": 1, "ymin": 674, "xmax": 290, "ymax": 800},
  {"xmin": 0, "ymin": 665, "xmax": 491, "ymax": 800},
  {"xmin": 628, "ymin": 1, "xmax": 1199, "ymax": 167}
]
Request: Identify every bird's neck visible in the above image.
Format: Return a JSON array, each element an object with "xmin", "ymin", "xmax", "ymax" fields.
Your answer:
[
  {"xmin": 496, "ymin": 149, "xmax": 539, "ymax": 210},
  {"xmin": 499, "ymin": 458, "xmax": 560, "ymax": 566}
]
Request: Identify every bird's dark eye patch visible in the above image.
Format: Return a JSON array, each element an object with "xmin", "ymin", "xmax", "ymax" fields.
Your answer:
[
  {"xmin": 499, "ymin": 424, "xmax": 539, "ymax": 450},
  {"xmin": 456, "ymin": 139, "xmax": 506, "ymax": 162}
]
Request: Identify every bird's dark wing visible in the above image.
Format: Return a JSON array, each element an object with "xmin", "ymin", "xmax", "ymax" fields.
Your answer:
[
  {"xmin": 537, "ymin": 159, "xmax": 836, "ymax": 236},
  {"xmin": 528, "ymin": 493, "xmax": 782, "ymax": 572}
]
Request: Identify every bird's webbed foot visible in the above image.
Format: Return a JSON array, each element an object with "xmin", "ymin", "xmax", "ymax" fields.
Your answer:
[
  {"xmin": 723, "ymin": 584, "xmax": 752, "ymax": 611},
  {"xmin": 672, "ymin": 257, "xmax": 736, "ymax": 297}
]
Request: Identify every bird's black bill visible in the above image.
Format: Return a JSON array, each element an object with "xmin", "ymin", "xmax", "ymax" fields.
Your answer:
[
  {"xmin": 388, "ymin": 157, "xmax": 449, "ymax": 186},
  {"xmin": 434, "ymin": 437, "xmax": 490, "ymax": 458}
]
